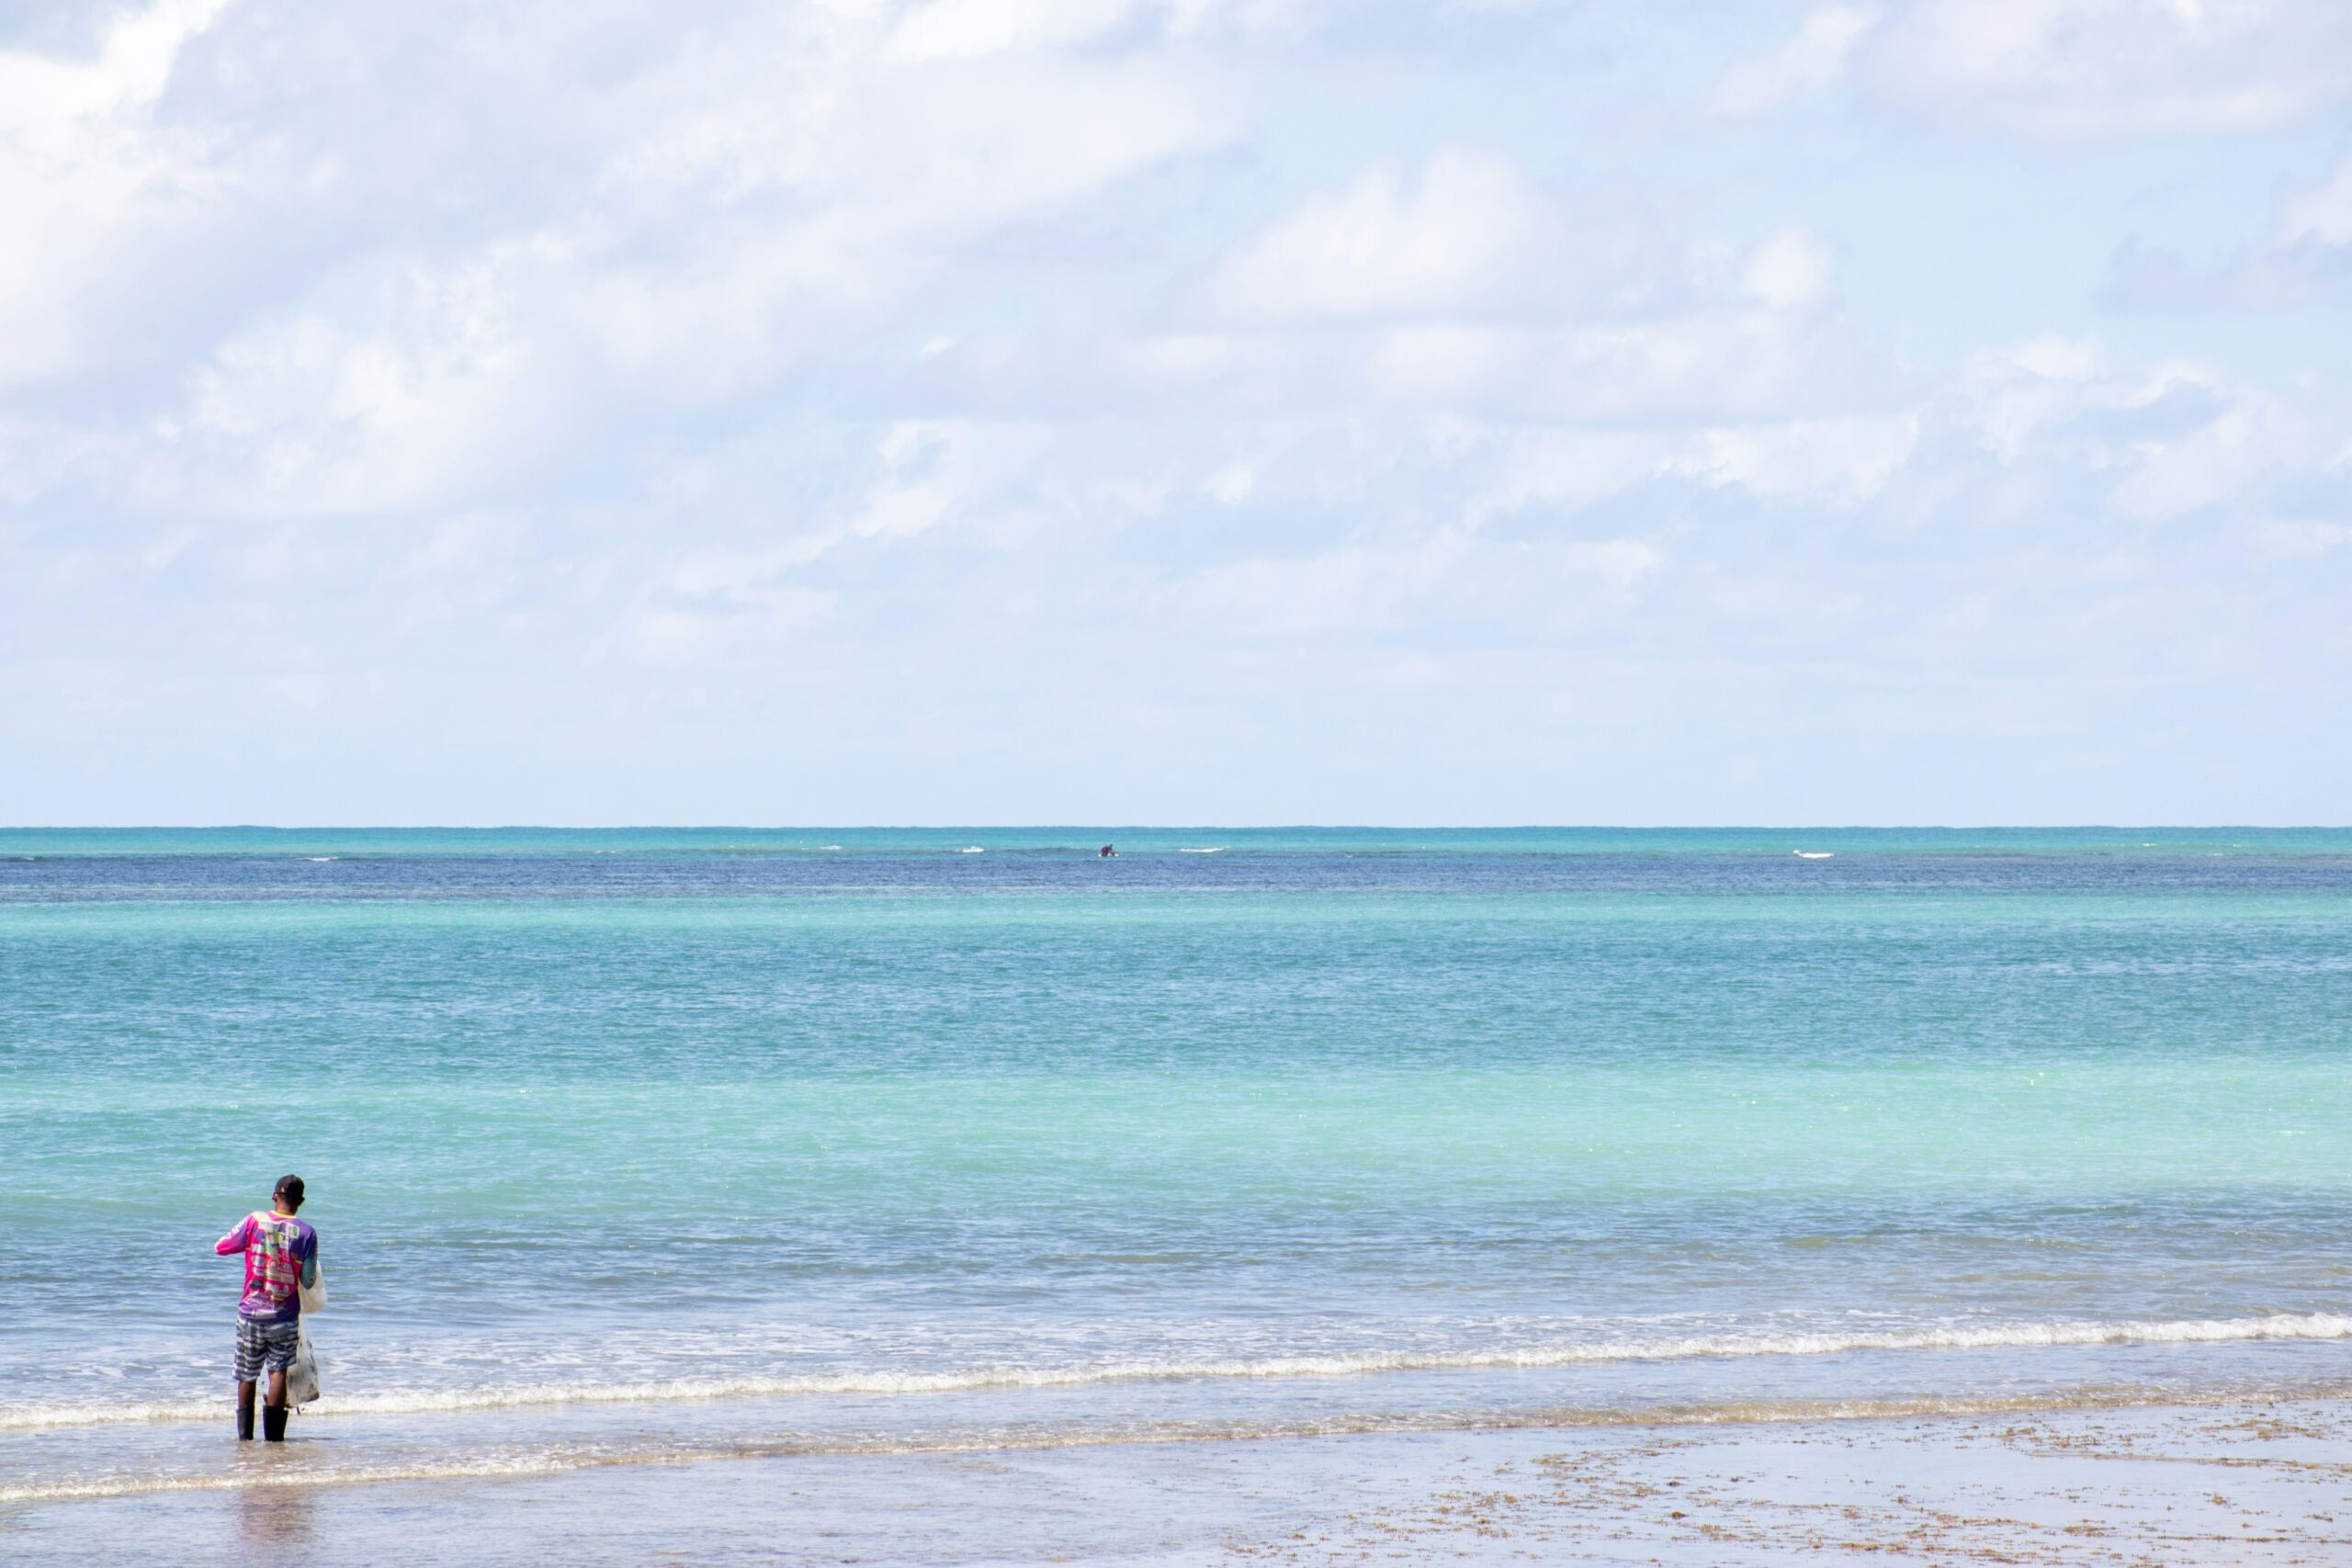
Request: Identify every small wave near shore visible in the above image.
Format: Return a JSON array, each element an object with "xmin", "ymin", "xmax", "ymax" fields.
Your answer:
[{"xmin": 12, "ymin": 1310, "xmax": 2350, "ymax": 1435}]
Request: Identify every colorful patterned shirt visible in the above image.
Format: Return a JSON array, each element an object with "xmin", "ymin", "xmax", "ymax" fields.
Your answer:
[{"xmin": 216, "ymin": 1212, "xmax": 318, "ymax": 1324}]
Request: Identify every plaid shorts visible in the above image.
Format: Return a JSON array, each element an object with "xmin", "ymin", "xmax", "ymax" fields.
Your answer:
[{"xmin": 233, "ymin": 1316, "xmax": 300, "ymax": 1382}]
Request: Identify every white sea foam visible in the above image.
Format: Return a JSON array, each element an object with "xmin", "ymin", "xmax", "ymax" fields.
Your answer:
[
  {"xmin": 0, "ymin": 1454, "xmax": 592, "ymax": 1505},
  {"xmin": 1792, "ymin": 851, "xmax": 1834, "ymax": 859},
  {"xmin": 7, "ymin": 1384, "xmax": 2347, "ymax": 1506},
  {"xmin": 1181, "ymin": 848, "xmax": 1226, "ymax": 854},
  {"xmin": 10, "ymin": 1313, "xmax": 2347, "ymax": 1435},
  {"xmin": 958, "ymin": 847, "xmax": 985, "ymax": 853}
]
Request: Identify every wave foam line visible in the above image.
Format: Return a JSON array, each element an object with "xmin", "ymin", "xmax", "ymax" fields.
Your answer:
[
  {"xmin": 8, "ymin": 1312, "xmax": 2349, "ymax": 1434},
  {"xmin": 8, "ymin": 1385, "xmax": 2352, "ymax": 1506}
]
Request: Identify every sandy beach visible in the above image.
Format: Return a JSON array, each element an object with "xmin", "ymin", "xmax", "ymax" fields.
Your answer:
[{"xmin": 10, "ymin": 1395, "xmax": 2349, "ymax": 1566}]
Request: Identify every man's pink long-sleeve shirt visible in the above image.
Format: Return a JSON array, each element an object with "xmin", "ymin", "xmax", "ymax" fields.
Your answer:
[{"xmin": 217, "ymin": 1212, "xmax": 317, "ymax": 1323}]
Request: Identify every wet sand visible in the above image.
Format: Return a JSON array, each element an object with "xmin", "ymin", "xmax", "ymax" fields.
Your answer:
[
  {"xmin": 1227, "ymin": 1398, "xmax": 2352, "ymax": 1565},
  {"xmin": 6, "ymin": 1395, "xmax": 2348, "ymax": 1565}
]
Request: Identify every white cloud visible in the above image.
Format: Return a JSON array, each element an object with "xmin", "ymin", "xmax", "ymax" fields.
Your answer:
[
  {"xmin": 0, "ymin": 0, "xmax": 231, "ymax": 129},
  {"xmin": 158, "ymin": 239, "xmax": 558, "ymax": 515},
  {"xmin": 1561, "ymin": 537, "xmax": 1665, "ymax": 591},
  {"xmin": 1712, "ymin": 6, "xmax": 1880, "ymax": 117},
  {"xmin": 2109, "ymin": 384, "xmax": 2316, "ymax": 521},
  {"xmin": 1868, "ymin": 0, "xmax": 2352, "ymax": 139},
  {"xmin": 1959, "ymin": 337, "xmax": 2107, "ymax": 461},
  {"xmin": 1470, "ymin": 412, "xmax": 1919, "ymax": 521},
  {"xmin": 1741, "ymin": 228, "xmax": 1836, "ymax": 310},
  {"xmin": 1671, "ymin": 413, "xmax": 1919, "ymax": 505},
  {"xmin": 888, "ymin": 0, "xmax": 1276, "ymax": 59},
  {"xmin": 1096, "ymin": 297, "xmax": 1886, "ymax": 423},
  {"xmin": 2007, "ymin": 337, "xmax": 2099, "ymax": 382},
  {"xmin": 892, "ymin": 0, "xmax": 1140, "ymax": 60},
  {"xmin": 576, "ymin": 36, "xmax": 1232, "ymax": 398},
  {"xmin": 1178, "ymin": 177, "xmax": 1880, "ymax": 423},
  {"xmin": 1171, "ymin": 525, "xmax": 1662, "ymax": 644},
  {"xmin": 2109, "ymin": 149, "xmax": 2352, "ymax": 309},
  {"xmin": 1719, "ymin": 2, "xmax": 2352, "ymax": 140},
  {"xmin": 36, "ymin": 2, "xmax": 1236, "ymax": 514},
  {"xmin": 1205, "ymin": 463, "xmax": 1255, "ymax": 503},
  {"xmin": 1468, "ymin": 431, "xmax": 1674, "ymax": 522},
  {"xmin": 660, "ymin": 419, "xmax": 1050, "ymax": 610},
  {"xmin": 2279, "ymin": 152, "xmax": 2352, "ymax": 247},
  {"xmin": 2256, "ymin": 520, "xmax": 2352, "ymax": 559},
  {"xmin": 1954, "ymin": 339, "xmax": 2324, "ymax": 522},
  {"xmin": 1204, "ymin": 152, "xmax": 1558, "ymax": 322},
  {"xmin": 1179, "ymin": 532, "xmax": 1471, "ymax": 637},
  {"xmin": 1509, "ymin": 308, "xmax": 1884, "ymax": 423},
  {"xmin": 0, "ymin": 0, "xmax": 236, "ymax": 387}
]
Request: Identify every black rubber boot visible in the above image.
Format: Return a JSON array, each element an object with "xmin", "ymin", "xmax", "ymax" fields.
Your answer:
[
  {"xmin": 236, "ymin": 1392, "xmax": 254, "ymax": 1441},
  {"xmin": 262, "ymin": 1405, "xmax": 288, "ymax": 1442}
]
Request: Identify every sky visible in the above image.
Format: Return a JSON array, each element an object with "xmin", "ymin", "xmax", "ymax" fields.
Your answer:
[{"xmin": 3, "ymin": 0, "xmax": 2348, "ymax": 826}]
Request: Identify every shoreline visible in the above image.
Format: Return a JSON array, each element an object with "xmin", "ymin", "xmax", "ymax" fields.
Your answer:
[
  {"xmin": 8, "ymin": 1393, "xmax": 2349, "ymax": 1564},
  {"xmin": 19, "ymin": 1305, "xmax": 2352, "ymax": 1435}
]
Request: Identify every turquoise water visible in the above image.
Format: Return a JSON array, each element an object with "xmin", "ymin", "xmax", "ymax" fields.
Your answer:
[{"xmin": 3, "ymin": 828, "xmax": 2349, "ymax": 1506}]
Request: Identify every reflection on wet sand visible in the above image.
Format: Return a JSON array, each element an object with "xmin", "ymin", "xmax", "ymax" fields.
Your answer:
[{"xmin": 234, "ymin": 1480, "xmax": 315, "ymax": 1551}]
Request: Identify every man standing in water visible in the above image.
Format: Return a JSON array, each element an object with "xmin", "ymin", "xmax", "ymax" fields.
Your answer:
[{"xmin": 216, "ymin": 1176, "xmax": 318, "ymax": 1441}]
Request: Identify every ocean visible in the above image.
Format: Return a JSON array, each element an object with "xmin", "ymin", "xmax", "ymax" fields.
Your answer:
[{"xmin": 4, "ymin": 827, "xmax": 2349, "ymax": 1521}]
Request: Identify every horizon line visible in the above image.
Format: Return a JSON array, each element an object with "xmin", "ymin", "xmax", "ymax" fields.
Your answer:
[{"xmin": 5, "ymin": 824, "xmax": 2346, "ymax": 834}]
